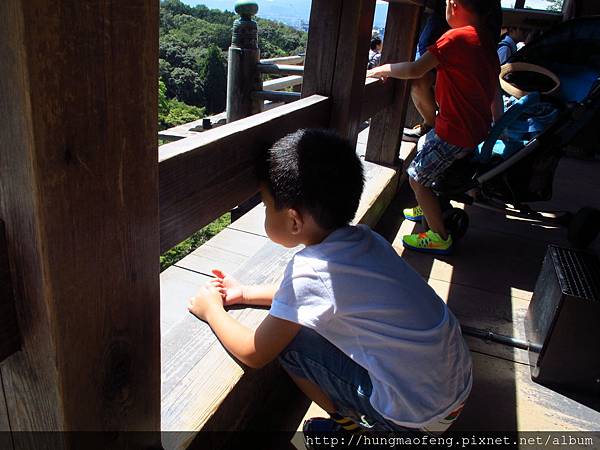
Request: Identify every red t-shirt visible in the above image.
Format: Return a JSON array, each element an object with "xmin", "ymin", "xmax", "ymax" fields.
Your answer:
[{"xmin": 428, "ymin": 26, "xmax": 500, "ymax": 148}]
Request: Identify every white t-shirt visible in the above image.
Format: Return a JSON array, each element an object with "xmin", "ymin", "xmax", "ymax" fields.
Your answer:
[{"xmin": 270, "ymin": 225, "xmax": 472, "ymax": 428}]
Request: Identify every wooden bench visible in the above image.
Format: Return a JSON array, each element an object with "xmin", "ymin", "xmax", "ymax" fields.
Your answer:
[{"xmin": 159, "ymin": 128, "xmax": 416, "ymax": 449}]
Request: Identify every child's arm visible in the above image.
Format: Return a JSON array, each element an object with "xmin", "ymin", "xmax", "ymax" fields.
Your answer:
[
  {"xmin": 366, "ymin": 51, "xmax": 439, "ymax": 81},
  {"xmin": 188, "ymin": 283, "xmax": 301, "ymax": 368},
  {"xmin": 210, "ymin": 269, "xmax": 276, "ymax": 307}
]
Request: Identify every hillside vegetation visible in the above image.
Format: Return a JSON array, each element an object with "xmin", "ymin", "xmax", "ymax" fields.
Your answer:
[{"xmin": 159, "ymin": 0, "xmax": 307, "ymax": 130}]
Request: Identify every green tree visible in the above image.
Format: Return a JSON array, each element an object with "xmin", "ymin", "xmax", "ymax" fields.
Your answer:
[
  {"xmin": 200, "ymin": 45, "xmax": 227, "ymax": 114},
  {"xmin": 168, "ymin": 67, "xmax": 203, "ymax": 105},
  {"xmin": 158, "ymin": 80, "xmax": 170, "ymax": 129}
]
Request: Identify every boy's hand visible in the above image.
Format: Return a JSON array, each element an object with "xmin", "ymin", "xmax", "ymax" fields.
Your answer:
[
  {"xmin": 210, "ymin": 269, "xmax": 245, "ymax": 306},
  {"xmin": 188, "ymin": 283, "xmax": 224, "ymax": 322}
]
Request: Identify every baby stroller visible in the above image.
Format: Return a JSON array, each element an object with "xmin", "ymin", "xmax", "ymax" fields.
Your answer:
[{"xmin": 428, "ymin": 16, "xmax": 600, "ymax": 248}]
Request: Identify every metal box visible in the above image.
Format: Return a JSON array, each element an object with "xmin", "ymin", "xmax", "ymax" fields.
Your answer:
[{"xmin": 525, "ymin": 245, "xmax": 600, "ymax": 393}]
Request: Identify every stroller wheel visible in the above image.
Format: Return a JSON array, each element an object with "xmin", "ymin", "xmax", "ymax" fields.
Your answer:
[
  {"xmin": 444, "ymin": 208, "xmax": 470, "ymax": 241},
  {"xmin": 568, "ymin": 207, "xmax": 600, "ymax": 248}
]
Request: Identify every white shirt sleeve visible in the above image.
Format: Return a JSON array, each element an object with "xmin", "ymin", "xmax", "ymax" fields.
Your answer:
[{"xmin": 269, "ymin": 256, "xmax": 334, "ymax": 328}]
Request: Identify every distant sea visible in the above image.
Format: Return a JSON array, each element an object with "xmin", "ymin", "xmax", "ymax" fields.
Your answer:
[{"xmin": 179, "ymin": 0, "xmax": 555, "ymax": 30}]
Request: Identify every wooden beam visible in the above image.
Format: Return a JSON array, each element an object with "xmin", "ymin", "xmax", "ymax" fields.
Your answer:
[
  {"xmin": 303, "ymin": 0, "xmax": 376, "ymax": 146},
  {"xmin": 0, "ymin": 220, "xmax": 20, "ymax": 364},
  {"xmin": 365, "ymin": 2, "xmax": 422, "ymax": 166},
  {"xmin": 159, "ymin": 95, "xmax": 331, "ymax": 253},
  {"xmin": 0, "ymin": 0, "xmax": 161, "ymax": 444},
  {"xmin": 360, "ymin": 78, "xmax": 395, "ymax": 123}
]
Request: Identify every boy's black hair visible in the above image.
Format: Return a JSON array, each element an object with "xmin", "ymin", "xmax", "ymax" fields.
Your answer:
[
  {"xmin": 258, "ymin": 129, "xmax": 364, "ymax": 231},
  {"xmin": 370, "ymin": 37, "xmax": 382, "ymax": 51}
]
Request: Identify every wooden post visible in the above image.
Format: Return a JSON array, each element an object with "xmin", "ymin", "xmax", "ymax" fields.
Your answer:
[
  {"xmin": 226, "ymin": 1, "xmax": 263, "ymax": 123},
  {"xmin": 302, "ymin": 0, "xmax": 376, "ymax": 146},
  {"xmin": 365, "ymin": 3, "xmax": 423, "ymax": 166},
  {"xmin": 0, "ymin": 1, "xmax": 161, "ymax": 447}
]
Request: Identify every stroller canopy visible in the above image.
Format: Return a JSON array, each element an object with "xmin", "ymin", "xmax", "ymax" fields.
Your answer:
[{"xmin": 510, "ymin": 17, "xmax": 600, "ymax": 102}]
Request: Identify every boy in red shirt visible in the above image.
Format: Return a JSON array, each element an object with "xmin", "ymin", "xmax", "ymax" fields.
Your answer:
[{"xmin": 367, "ymin": 0, "xmax": 501, "ymax": 254}]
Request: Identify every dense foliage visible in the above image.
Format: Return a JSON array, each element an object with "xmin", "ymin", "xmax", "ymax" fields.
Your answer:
[{"xmin": 158, "ymin": 0, "xmax": 307, "ymax": 130}]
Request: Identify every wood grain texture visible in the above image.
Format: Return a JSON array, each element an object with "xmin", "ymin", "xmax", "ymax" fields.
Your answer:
[
  {"xmin": 159, "ymin": 95, "xmax": 331, "ymax": 253},
  {"xmin": 454, "ymin": 352, "xmax": 600, "ymax": 432},
  {"xmin": 301, "ymin": 0, "xmax": 344, "ymax": 98},
  {"xmin": 0, "ymin": 220, "xmax": 20, "ymax": 364},
  {"xmin": 329, "ymin": 0, "xmax": 377, "ymax": 145},
  {"xmin": 360, "ymin": 78, "xmax": 394, "ymax": 123},
  {"xmin": 0, "ymin": 0, "xmax": 161, "ymax": 443},
  {"xmin": 365, "ymin": 3, "xmax": 422, "ymax": 166},
  {"xmin": 302, "ymin": 0, "xmax": 375, "ymax": 145}
]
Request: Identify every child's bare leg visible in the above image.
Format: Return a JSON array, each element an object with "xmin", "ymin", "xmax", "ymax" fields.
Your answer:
[
  {"xmin": 409, "ymin": 176, "xmax": 448, "ymax": 239},
  {"xmin": 286, "ymin": 371, "xmax": 336, "ymax": 413},
  {"xmin": 411, "ymin": 71, "xmax": 436, "ymax": 127}
]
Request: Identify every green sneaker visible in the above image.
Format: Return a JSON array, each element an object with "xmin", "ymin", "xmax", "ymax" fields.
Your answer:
[
  {"xmin": 402, "ymin": 230, "xmax": 453, "ymax": 255},
  {"xmin": 403, "ymin": 205, "xmax": 423, "ymax": 222}
]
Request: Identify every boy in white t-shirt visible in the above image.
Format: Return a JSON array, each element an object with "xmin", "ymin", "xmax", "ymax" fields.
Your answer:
[{"xmin": 188, "ymin": 129, "xmax": 472, "ymax": 437}]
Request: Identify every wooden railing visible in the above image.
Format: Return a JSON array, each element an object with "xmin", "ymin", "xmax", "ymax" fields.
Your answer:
[{"xmin": 159, "ymin": 95, "xmax": 330, "ymax": 252}]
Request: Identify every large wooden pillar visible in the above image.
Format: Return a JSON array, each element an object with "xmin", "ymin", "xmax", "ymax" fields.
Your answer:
[
  {"xmin": 302, "ymin": 0, "xmax": 376, "ymax": 146},
  {"xmin": 0, "ymin": 1, "xmax": 161, "ymax": 448},
  {"xmin": 365, "ymin": 2, "xmax": 423, "ymax": 166}
]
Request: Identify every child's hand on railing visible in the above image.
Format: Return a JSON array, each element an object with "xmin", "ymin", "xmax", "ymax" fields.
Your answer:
[
  {"xmin": 366, "ymin": 66, "xmax": 388, "ymax": 82},
  {"xmin": 210, "ymin": 269, "xmax": 245, "ymax": 306}
]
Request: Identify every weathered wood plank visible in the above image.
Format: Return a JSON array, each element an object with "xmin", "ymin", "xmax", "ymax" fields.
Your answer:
[
  {"xmin": 355, "ymin": 161, "xmax": 400, "ymax": 227},
  {"xmin": 159, "ymin": 95, "xmax": 331, "ymax": 253},
  {"xmin": 303, "ymin": 0, "xmax": 375, "ymax": 145},
  {"xmin": 428, "ymin": 278, "xmax": 530, "ymax": 364},
  {"xmin": 393, "ymin": 218, "xmax": 544, "ymax": 301},
  {"xmin": 366, "ymin": 2, "xmax": 422, "ymax": 166},
  {"xmin": 302, "ymin": 0, "xmax": 344, "ymax": 98},
  {"xmin": 160, "ymin": 267, "xmax": 213, "ymax": 336},
  {"xmin": 0, "ymin": 0, "xmax": 160, "ymax": 443},
  {"xmin": 174, "ymin": 228, "xmax": 268, "ymax": 278},
  {"xmin": 162, "ymin": 241, "xmax": 299, "ymax": 449},
  {"xmin": 0, "ymin": 220, "xmax": 20, "ymax": 364},
  {"xmin": 360, "ymin": 78, "xmax": 394, "ymax": 123},
  {"xmin": 455, "ymin": 352, "xmax": 600, "ymax": 432},
  {"xmin": 329, "ymin": 0, "xmax": 377, "ymax": 144}
]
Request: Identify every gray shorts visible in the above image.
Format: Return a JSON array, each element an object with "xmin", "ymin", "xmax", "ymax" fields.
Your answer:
[{"xmin": 407, "ymin": 130, "xmax": 472, "ymax": 187}]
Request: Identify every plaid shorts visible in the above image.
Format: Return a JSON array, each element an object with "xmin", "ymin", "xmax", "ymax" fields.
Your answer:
[{"xmin": 407, "ymin": 130, "xmax": 472, "ymax": 187}]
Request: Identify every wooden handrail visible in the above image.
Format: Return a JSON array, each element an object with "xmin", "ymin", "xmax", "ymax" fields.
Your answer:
[
  {"xmin": 262, "ymin": 75, "xmax": 303, "ymax": 92},
  {"xmin": 252, "ymin": 90, "xmax": 301, "ymax": 103},
  {"xmin": 260, "ymin": 55, "xmax": 305, "ymax": 65},
  {"xmin": 159, "ymin": 95, "xmax": 331, "ymax": 253},
  {"xmin": 257, "ymin": 63, "xmax": 304, "ymax": 75}
]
